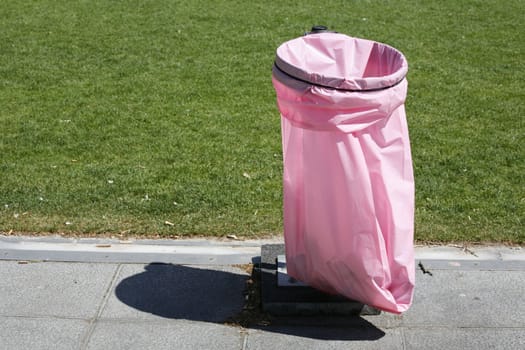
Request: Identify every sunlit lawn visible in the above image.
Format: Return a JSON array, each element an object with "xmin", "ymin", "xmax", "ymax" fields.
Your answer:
[{"xmin": 0, "ymin": 0, "xmax": 523, "ymax": 243}]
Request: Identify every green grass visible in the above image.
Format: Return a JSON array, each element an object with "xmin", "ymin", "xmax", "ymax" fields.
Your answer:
[{"xmin": 0, "ymin": 0, "xmax": 523, "ymax": 243}]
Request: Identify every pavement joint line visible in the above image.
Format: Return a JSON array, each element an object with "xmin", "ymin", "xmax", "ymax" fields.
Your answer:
[
  {"xmin": 400, "ymin": 325, "xmax": 525, "ymax": 330},
  {"xmin": 0, "ymin": 314, "xmax": 90, "ymax": 322},
  {"xmin": 79, "ymin": 263, "xmax": 123, "ymax": 350},
  {"xmin": 400, "ymin": 327, "xmax": 407, "ymax": 350},
  {"xmin": 241, "ymin": 331, "xmax": 249, "ymax": 350},
  {"xmin": 83, "ymin": 318, "xmax": 217, "ymax": 326}
]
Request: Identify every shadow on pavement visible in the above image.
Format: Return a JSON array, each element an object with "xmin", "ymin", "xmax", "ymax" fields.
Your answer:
[{"xmin": 115, "ymin": 263, "xmax": 385, "ymax": 341}]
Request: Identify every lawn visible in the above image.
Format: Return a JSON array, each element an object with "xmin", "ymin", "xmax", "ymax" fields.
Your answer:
[{"xmin": 0, "ymin": 0, "xmax": 523, "ymax": 243}]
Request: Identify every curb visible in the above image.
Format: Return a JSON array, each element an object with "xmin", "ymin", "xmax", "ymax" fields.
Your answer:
[{"xmin": 0, "ymin": 235, "xmax": 523, "ymax": 266}]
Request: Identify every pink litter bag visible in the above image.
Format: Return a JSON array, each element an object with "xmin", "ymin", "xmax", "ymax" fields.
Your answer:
[{"xmin": 272, "ymin": 32, "xmax": 415, "ymax": 313}]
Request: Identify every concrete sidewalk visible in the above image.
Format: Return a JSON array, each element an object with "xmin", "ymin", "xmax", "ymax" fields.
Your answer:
[{"xmin": 1, "ymin": 235, "xmax": 524, "ymax": 349}]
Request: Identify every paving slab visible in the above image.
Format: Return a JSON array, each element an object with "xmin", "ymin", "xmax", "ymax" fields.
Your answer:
[
  {"xmin": 245, "ymin": 327, "xmax": 404, "ymax": 350},
  {"xmin": 101, "ymin": 263, "xmax": 249, "ymax": 322},
  {"xmin": 403, "ymin": 328, "xmax": 525, "ymax": 350},
  {"xmin": 1, "ymin": 238, "xmax": 524, "ymax": 350},
  {"xmin": 0, "ymin": 316, "xmax": 88, "ymax": 350},
  {"xmin": 0, "ymin": 261, "xmax": 118, "ymax": 318},
  {"xmin": 401, "ymin": 269, "xmax": 525, "ymax": 328},
  {"xmin": 85, "ymin": 320, "xmax": 243, "ymax": 350}
]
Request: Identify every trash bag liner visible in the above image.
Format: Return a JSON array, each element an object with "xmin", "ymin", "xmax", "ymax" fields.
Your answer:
[{"xmin": 272, "ymin": 32, "xmax": 415, "ymax": 314}]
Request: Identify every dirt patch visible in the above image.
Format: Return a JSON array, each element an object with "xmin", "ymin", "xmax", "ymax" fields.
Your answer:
[{"xmin": 224, "ymin": 263, "xmax": 273, "ymax": 328}]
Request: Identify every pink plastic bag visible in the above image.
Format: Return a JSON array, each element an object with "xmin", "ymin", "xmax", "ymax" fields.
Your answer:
[{"xmin": 272, "ymin": 32, "xmax": 415, "ymax": 314}]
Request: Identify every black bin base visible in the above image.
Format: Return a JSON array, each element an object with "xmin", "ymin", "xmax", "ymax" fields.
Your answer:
[{"xmin": 260, "ymin": 244, "xmax": 381, "ymax": 316}]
